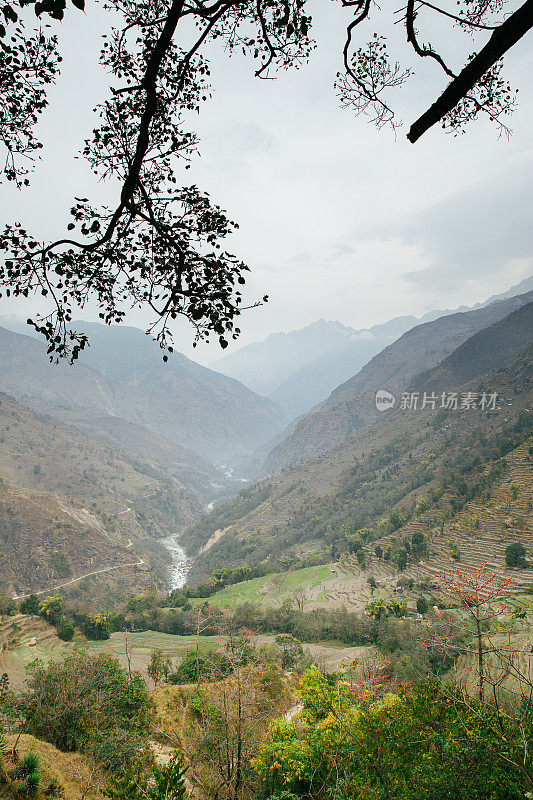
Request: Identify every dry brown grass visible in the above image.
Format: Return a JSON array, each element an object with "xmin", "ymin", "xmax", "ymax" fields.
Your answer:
[{"xmin": 2, "ymin": 735, "xmax": 106, "ymax": 800}]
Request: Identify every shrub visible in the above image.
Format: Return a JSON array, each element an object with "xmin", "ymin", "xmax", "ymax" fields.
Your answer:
[
  {"xmin": 104, "ymin": 752, "xmax": 187, "ymax": 800},
  {"xmin": 416, "ymin": 596, "xmax": 429, "ymax": 615},
  {"xmin": 397, "ymin": 549, "xmax": 408, "ymax": 571},
  {"xmin": 19, "ymin": 595, "xmax": 40, "ymax": 615},
  {"xmin": 57, "ymin": 620, "xmax": 74, "ymax": 641},
  {"xmin": 505, "ymin": 542, "xmax": 527, "ymax": 569},
  {"xmin": 22, "ymin": 651, "xmax": 150, "ymax": 769}
]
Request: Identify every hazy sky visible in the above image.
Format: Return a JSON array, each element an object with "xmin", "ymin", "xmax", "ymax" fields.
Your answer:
[{"xmin": 2, "ymin": 0, "xmax": 532, "ymax": 364}]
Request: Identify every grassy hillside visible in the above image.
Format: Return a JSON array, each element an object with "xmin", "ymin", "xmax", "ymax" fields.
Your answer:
[
  {"xmin": 1, "ymin": 735, "xmax": 106, "ymax": 800},
  {"xmin": 188, "ymin": 436, "xmax": 532, "ymax": 612}
]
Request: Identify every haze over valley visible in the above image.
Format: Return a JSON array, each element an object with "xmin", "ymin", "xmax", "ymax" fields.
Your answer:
[{"xmin": 1, "ymin": 3, "xmax": 533, "ymax": 796}]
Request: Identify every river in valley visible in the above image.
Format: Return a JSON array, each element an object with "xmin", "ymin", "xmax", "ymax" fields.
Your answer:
[{"xmin": 160, "ymin": 535, "xmax": 189, "ymax": 589}]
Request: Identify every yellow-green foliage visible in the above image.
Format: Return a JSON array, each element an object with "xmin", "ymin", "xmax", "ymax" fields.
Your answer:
[{"xmin": 252, "ymin": 668, "xmax": 533, "ymax": 799}]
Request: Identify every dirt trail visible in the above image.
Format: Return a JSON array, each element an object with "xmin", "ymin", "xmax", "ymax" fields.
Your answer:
[{"xmin": 13, "ymin": 558, "xmax": 145, "ymax": 600}]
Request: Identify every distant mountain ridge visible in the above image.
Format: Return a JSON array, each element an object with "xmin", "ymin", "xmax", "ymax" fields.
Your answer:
[
  {"xmin": 269, "ymin": 316, "xmax": 418, "ymax": 418},
  {"xmin": 211, "ymin": 319, "xmax": 358, "ymax": 398},
  {"xmin": 211, "ymin": 275, "xmax": 533, "ymax": 418},
  {"xmin": 263, "ymin": 290, "xmax": 533, "ymax": 472},
  {"xmin": 0, "ymin": 322, "xmax": 286, "ymax": 466}
]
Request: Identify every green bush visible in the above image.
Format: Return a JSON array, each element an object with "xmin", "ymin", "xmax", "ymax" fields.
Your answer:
[
  {"xmin": 22, "ymin": 651, "xmax": 150, "ymax": 769},
  {"xmin": 19, "ymin": 595, "xmax": 40, "ymax": 615},
  {"xmin": 397, "ymin": 549, "xmax": 408, "ymax": 571},
  {"xmin": 416, "ymin": 596, "xmax": 428, "ymax": 615},
  {"xmin": 505, "ymin": 542, "xmax": 527, "ymax": 569},
  {"xmin": 57, "ymin": 620, "xmax": 74, "ymax": 642}
]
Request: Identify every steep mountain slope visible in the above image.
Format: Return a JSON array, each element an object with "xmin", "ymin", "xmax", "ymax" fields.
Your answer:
[
  {"xmin": 0, "ymin": 322, "xmax": 286, "ymax": 465},
  {"xmin": 181, "ymin": 328, "xmax": 533, "ymax": 582},
  {"xmin": 411, "ymin": 301, "xmax": 533, "ymax": 395},
  {"xmin": 265, "ymin": 291, "xmax": 533, "ymax": 472},
  {"xmin": 0, "ymin": 392, "xmax": 228, "ymax": 602},
  {"xmin": 211, "ymin": 319, "xmax": 358, "ymax": 396},
  {"xmin": 0, "ymin": 480, "xmax": 148, "ymax": 598},
  {"xmin": 0, "ymin": 392, "xmax": 218, "ymax": 530}
]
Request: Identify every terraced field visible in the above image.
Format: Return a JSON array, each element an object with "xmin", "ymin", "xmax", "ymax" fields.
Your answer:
[
  {"xmin": 202, "ymin": 560, "xmax": 400, "ymax": 612},
  {"xmin": 378, "ymin": 440, "xmax": 533, "ymax": 590},
  {"xmin": 0, "ymin": 616, "xmax": 366, "ymax": 687}
]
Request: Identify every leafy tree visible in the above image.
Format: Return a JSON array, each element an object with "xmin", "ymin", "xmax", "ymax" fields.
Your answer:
[
  {"xmin": 420, "ymin": 567, "xmax": 518, "ymax": 702},
  {"xmin": 365, "ymin": 598, "xmax": 406, "ymax": 621},
  {"xmin": 147, "ymin": 648, "xmax": 172, "ymax": 687},
  {"xmin": 21, "ymin": 651, "xmax": 150, "ymax": 769},
  {"xmin": 337, "ymin": 0, "xmax": 532, "ymax": 142},
  {"xmin": 82, "ymin": 613, "xmax": 110, "ymax": 641},
  {"xmin": 0, "ymin": 593, "xmax": 17, "ymax": 618},
  {"xmin": 38, "ymin": 595, "xmax": 66, "ymax": 626},
  {"xmin": 505, "ymin": 542, "xmax": 527, "ymax": 568},
  {"xmin": 346, "ymin": 535, "xmax": 363, "ymax": 554},
  {"xmin": 449, "ymin": 540, "xmax": 462, "ymax": 561},
  {"xmin": 509, "ymin": 482, "xmax": 521, "ymax": 501},
  {"xmin": 57, "ymin": 619, "xmax": 74, "ymax": 641},
  {"xmin": 397, "ymin": 548, "xmax": 408, "ymax": 571},
  {"xmin": 411, "ymin": 531, "xmax": 426, "ymax": 554},
  {"xmin": 168, "ymin": 649, "xmax": 228, "ymax": 685},
  {"xmin": 1, "ymin": 0, "xmax": 531, "ymax": 360},
  {"xmin": 416, "ymin": 595, "xmax": 428, "ymax": 615},
  {"xmin": 19, "ymin": 595, "xmax": 40, "ymax": 615},
  {"xmin": 374, "ymin": 545, "xmax": 383, "ymax": 561},
  {"xmin": 0, "ymin": 0, "xmax": 311, "ymax": 360},
  {"xmin": 252, "ymin": 674, "xmax": 533, "ymax": 799},
  {"xmin": 415, "ymin": 498, "xmax": 429, "ymax": 516},
  {"xmin": 367, "ymin": 577, "xmax": 377, "ymax": 596},
  {"xmin": 126, "ymin": 592, "xmax": 159, "ymax": 613}
]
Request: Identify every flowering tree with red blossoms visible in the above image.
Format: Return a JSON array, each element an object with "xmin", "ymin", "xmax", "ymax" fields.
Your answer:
[{"xmin": 421, "ymin": 567, "xmax": 523, "ymax": 702}]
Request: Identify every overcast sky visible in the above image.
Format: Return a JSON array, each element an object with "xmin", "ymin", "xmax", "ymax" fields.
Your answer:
[{"xmin": 2, "ymin": 0, "xmax": 532, "ymax": 364}]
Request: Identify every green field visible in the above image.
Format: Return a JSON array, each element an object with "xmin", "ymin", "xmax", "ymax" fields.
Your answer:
[
  {"xmin": 1, "ymin": 630, "xmax": 227, "ymax": 688},
  {"xmin": 201, "ymin": 564, "xmax": 336, "ymax": 609}
]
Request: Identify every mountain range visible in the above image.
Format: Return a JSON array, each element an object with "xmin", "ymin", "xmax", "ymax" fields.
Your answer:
[
  {"xmin": 212, "ymin": 275, "xmax": 533, "ymax": 418},
  {"xmin": 182, "ymin": 299, "xmax": 533, "ymax": 582},
  {"xmin": 0, "ymin": 276, "xmax": 531, "ymax": 601},
  {"xmin": 263, "ymin": 290, "xmax": 533, "ymax": 473},
  {"xmin": 0, "ymin": 322, "xmax": 286, "ymax": 467}
]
